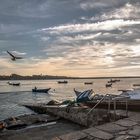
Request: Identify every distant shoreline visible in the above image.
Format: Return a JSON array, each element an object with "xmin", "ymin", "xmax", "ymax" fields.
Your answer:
[{"xmin": 0, "ymin": 74, "xmax": 140, "ymax": 80}]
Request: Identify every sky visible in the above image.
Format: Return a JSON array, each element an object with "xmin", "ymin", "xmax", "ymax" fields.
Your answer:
[{"xmin": 0, "ymin": 0, "xmax": 140, "ymax": 77}]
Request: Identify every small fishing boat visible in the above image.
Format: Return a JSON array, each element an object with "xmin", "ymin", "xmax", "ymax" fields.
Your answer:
[
  {"xmin": 119, "ymin": 88, "xmax": 140, "ymax": 99},
  {"xmin": 74, "ymin": 88, "xmax": 93, "ymax": 102},
  {"xmin": 84, "ymin": 82, "xmax": 93, "ymax": 85},
  {"xmin": 108, "ymin": 79, "xmax": 120, "ymax": 83},
  {"xmin": 32, "ymin": 88, "xmax": 51, "ymax": 93},
  {"xmin": 57, "ymin": 80, "xmax": 68, "ymax": 84},
  {"xmin": 133, "ymin": 84, "xmax": 140, "ymax": 87},
  {"xmin": 7, "ymin": 82, "xmax": 20, "ymax": 86}
]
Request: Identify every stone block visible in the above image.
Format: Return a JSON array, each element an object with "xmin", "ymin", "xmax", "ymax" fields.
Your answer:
[
  {"xmin": 58, "ymin": 131, "xmax": 87, "ymax": 140},
  {"xmin": 83, "ymin": 127, "xmax": 114, "ymax": 140},
  {"xmin": 114, "ymin": 119, "xmax": 138, "ymax": 127},
  {"xmin": 128, "ymin": 125, "xmax": 140, "ymax": 137},
  {"xmin": 95, "ymin": 122, "xmax": 127, "ymax": 133}
]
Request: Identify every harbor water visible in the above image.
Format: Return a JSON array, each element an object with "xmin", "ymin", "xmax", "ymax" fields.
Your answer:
[{"xmin": 0, "ymin": 78, "xmax": 140, "ymax": 121}]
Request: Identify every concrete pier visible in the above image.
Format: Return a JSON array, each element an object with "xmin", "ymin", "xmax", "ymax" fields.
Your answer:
[
  {"xmin": 0, "ymin": 104, "xmax": 140, "ymax": 140},
  {"xmin": 53, "ymin": 111, "xmax": 140, "ymax": 140},
  {"xmin": 23, "ymin": 104, "xmax": 122, "ymax": 127}
]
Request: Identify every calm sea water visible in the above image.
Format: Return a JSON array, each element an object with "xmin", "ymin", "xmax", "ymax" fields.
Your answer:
[{"xmin": 0, "ymin": 78, "xmax": 140, "ymax": 120}]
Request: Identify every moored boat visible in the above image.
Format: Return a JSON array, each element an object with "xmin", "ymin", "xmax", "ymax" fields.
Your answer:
[
  {"xmin": 108, "ymin": 79, "xmax": 120, "ymax": 83},
  {"xmin": 7, "ymin": 82, "xmax": 20, "ymax": 86},
  {"xmin": 32, "ymin": 88, "xmax": 51, "ymax": 93},
  {"xmin": 133, "ymin": 84, "xmax": 140, "ymax": 87},
  {"xmin": 57, "ymin": 80, "xmax": 68, "ymax": 84},
  {"xmin": 84, "ymin": 82, "xmax": 93, "ymax": 85}
]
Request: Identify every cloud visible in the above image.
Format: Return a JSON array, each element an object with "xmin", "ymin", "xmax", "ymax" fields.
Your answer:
[
  {"xmin": 79, "ymin": 0, "xmax": 128, "ymax": 10},
  {"xmin": 11, "ymin": 51, "xmax": 26, "ymax": 55},
  {"xmin": 101, "ymin": 3, "xmax": 140, "ymax": 20},
  {"xmin": 41, "ymin": 19, "xmax": 140, "ymax": 35},
  {"xmin": 80, "ymin": 2, "xmax": 140, "ymax": 22}
]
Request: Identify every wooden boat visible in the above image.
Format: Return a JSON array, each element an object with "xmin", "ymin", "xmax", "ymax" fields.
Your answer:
[
  {"xmin": 108, "ymin": 79, "xmax": 120, "ymax": 83},
  {"xmin": 32, "ymin": 88, "xmax": 51, "ymax": 93},
  {"xmin": 133, "ymin": 84, "xmax": 140, "ymax": 86},
  {"xmin": 7, "ymin": 82, "xmax": 20, "ymax": 86},
  {"xmin": 74, "ymin": 89, "xmax": 93, "ymax": 102},
  {"xmin": 84, "ymin": 82, "xmax": 93, "ymax": 85},
  {"xmin": 119, "ymin": 88, "xmax": 140, "ymax": 99},
  {"xmin": 83, "ymin": 89, "xmax": 140, "ymax": 111},
  {"xmin": 57, "ymin": 80, "xmax": 68, "ymax": 84}
]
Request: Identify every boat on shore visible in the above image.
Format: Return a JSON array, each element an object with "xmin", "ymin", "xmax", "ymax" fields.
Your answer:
[
  {"xmin": 74, "ymin": 88, "xmax": 93, "ymax": 102},
  {"xmin": 119, "ymin": 88, "xmax": 140, "ymax": 99},
  {"xmin": 7, "ymin": 82, "xmax": 20, "ymax": 86},
  {"xmin": 79, "ymin": 88, "xmax": 140, "ymax": 111},
  {"xmin": 32, "ymin": 88, "xmax": 51, "ymax": 93},
  {"xmin": 84, "ymin": 82, "xmax": 93, "ymax": 85},
  {"xmin": 57, "ymin": 80, "xmax": 68, "ymax": 84}
]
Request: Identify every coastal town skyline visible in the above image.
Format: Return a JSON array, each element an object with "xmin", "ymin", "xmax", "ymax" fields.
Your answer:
[{"xmin": 0, "ymin": 0, "xmax": 140, "ymax": 77}]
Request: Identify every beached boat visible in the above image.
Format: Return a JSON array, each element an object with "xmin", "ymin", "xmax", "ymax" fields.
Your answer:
[
  {"xmin": 74, "ymin": 89, "xmax": 93, "ymax": 102},
  {"xmin": 119, "ymin": 88, "xmax": 140, "ymax": 99},
  {"xmin": 57, "ymin": 80, "xmax": 68, "ymax": 84},
  {"xmin": 32, "ymin": 88, "xmax": 51, "ymax": 93},
  {"xmin": 81, "ymin": 88, "xmax": 140, "ymax": 111},
  {"xmin": 84, "ymin": 82, "xmax": 93, "ymax": 85},
  {"xmin": 7, "ymin": 82, "xmax": 20, "ymax": 86}
]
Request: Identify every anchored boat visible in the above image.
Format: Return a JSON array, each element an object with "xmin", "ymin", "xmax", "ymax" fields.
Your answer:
[
  {"xmin": 7, "ymin": 82, "xmax": 20, "ymax": 86},
  {"xmin": 57, "ymin": 80, "xmax": 68, "ymax": 84},
  {"xmin": 84, "ymin": 82, "xmax": 93, "ymax": 85},
  {"xmin": 32, "ymin": 88, "xmax": 51, "ymax": 93}
]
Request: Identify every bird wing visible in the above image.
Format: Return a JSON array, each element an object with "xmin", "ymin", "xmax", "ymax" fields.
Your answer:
[{"xmin": 7, "ymin": 51, "xmax": 15, "ymax": 58}]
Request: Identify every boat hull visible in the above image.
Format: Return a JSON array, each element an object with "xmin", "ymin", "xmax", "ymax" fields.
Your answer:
[
  {"xmin": 32, "ymin": 88, "xmax": 51, "ymax": 93},
  {"xmin": 57, "ymin": 81, "xmax": 68, "ymax": 84},
  {"xmin": 8, "ymin": 82, "xmax": 20, "ymax": 86}
]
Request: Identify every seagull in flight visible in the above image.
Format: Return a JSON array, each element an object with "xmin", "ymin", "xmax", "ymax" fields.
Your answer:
[{"xmin": 7, "ymin": 51, "xmax": 23, "ymax": 61}]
